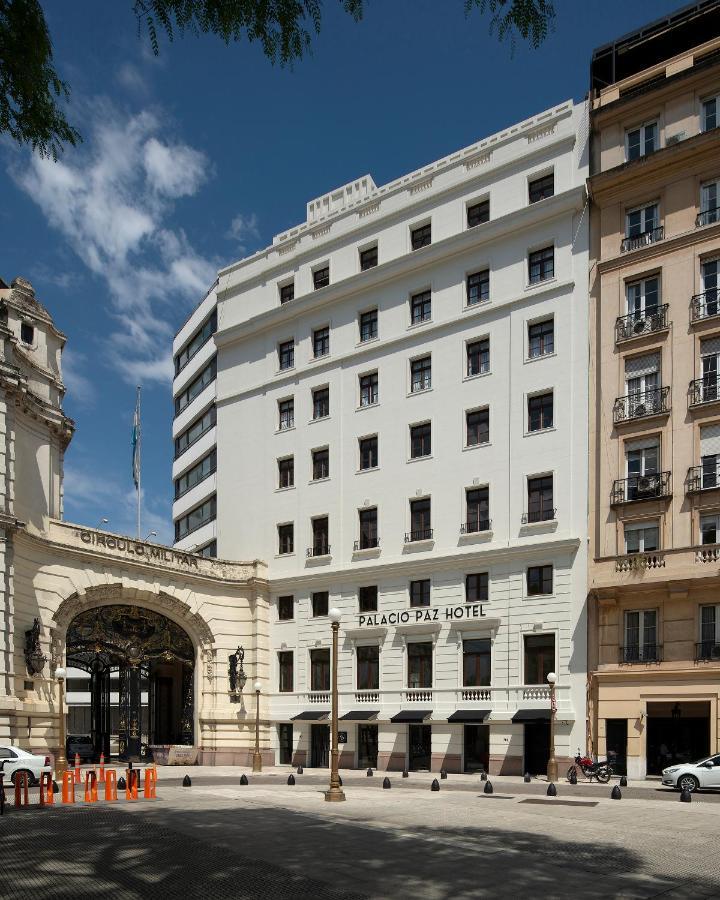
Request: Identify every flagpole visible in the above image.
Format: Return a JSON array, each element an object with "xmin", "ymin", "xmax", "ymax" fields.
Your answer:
[{"xmin": 136, "ymin": 385, "xmax": 141, "ymax": 540}]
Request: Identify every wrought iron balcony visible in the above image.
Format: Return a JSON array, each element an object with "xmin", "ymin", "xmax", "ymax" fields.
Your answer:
[
  {"xmin": 611, "ymin": 472, "xmax": 671, "ymax": 505},
  {"xmin": 689, "ymin": 376, "xmax": 720, "ymax": 407},
  {"xmin": 306, "ymin": 543, "xmax": 330, "ymax": 558},
  {"xmin": 619, "ymin": 644, "xmax": 663, "ymax": 664},
  {"xmin": 460, "ymin": 519, "xmax": 492, "ymax": 534},
  {"xmin": 404, "ymin": 528, "xmax": 433, "ymax": 543},
  {"xmin": 613, "ymin": 386, "xmax": 669, "ymax": 423},
  {"xmin": 696, "ymin": 642, "xmax": 720, "ymax": 661},
  {"xmin": 686, "ymin": 463, "xmax": 720, "ymax": 493},
  {"xmin": 620, "ymin": 226, "xmax": 664, "ymax": 253},
  {"xmin": 696, "ymin": 206, "xmax": 720, "ymax": 228},
  {"xmin": 690, "ymin": 290, "xmax": 720, "ymax": 323},
  {"xmin": 615, "ymin": 304, "xmax": 669, "ymax": 343},
  {"xmin": 353, "ymin": 537, "xmax": 379, "ymax": 551},
  {"xmin": 521, "ymin": 508, "xmax": 556, "ymax": 524}
]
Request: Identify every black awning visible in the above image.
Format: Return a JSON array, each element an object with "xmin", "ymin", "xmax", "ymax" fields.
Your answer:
[
  {"xmin": 512, "ymin": 708, "xmax": 551, "ymax": 722},
  {"xmin": 390, "ymin": 710, "xmax": 432, "ymax": 723},
  {"xmin": 291, "ymin": 710, "xmax": 330, "ymax": 721},
  {"xmin": 339, "ymin": 710, "xmax": 379, "ymax": 721},
  {"xmin": 447, "ymin": 709, "xmax": 491, "ymax": 723}
]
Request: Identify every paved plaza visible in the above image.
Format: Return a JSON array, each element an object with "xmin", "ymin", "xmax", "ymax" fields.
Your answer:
[{"xmin": 1, "ymin": 768, "xmax": 720, "ymax": 899}]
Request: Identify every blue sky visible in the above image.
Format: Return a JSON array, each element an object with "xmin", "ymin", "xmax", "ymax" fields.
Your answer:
[{"xmin": 2, "ymin": 0, "xmax": 682, "ymax": 544}]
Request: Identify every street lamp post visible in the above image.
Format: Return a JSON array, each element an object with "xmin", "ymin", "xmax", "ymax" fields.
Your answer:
[
  {"xmin": 546, "ymin": 671, "xmax": 558, "ymax": 783},
  {"xmin": 325, "ymin": 607, "xmax": 346, "ymax": 802},
  {"xmin": 252, "ymin": 680, "xmax": 263, "ymax": 773},
  {"xmin": 55, "ymin": 667, "xmax": 68, "ymax": 776}
]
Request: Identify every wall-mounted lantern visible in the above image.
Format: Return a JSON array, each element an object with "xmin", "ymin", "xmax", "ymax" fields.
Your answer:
[
  {"xmin": 24, "ymin": 618, "xmax": 46, "ymax": 676},
  {"xmin": 228, "ymin": 646, "xmax": 247, "ymax": 697}
]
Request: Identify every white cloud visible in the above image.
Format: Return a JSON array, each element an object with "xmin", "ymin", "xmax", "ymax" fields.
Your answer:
[
  {"xmin": 116, "ymin": 62, "xmax": 147, "ymax": 94},
  {"xmin": 227, "ymin": 212, "xmax": 261, "ymax": 253},
  {"xmin": 61, "ymin": 349, "xmax": 98, "ymax": 408},
  {"xmin": 143, "ymin": 138, "xmax": 208, "ymax": 198}
]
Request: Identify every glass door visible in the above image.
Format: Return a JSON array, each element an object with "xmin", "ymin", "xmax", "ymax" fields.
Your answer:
[
  {"xmin": 408, "ymin": 724, "xmax": 431, "ymax": 771},
  {"xmin": 357, "ymin": 724, "xmax": 378, "ymax": 769},
  {"xmin": 463, "ymin": 724, "xmax": 489, "ymax": 773}
]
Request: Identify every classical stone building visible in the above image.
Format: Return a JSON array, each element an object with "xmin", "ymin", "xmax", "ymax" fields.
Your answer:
[{"xmin": 0, "ymin": 276, "xmax": 270, "ymax": 766}]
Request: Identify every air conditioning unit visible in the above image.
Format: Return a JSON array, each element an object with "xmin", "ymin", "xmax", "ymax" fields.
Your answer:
[
  {"xmin": 666, "ymin": 131, "xmax": 686, "ymax": 146},
  {"xmin": 633, "ymin": 318, "xmax": 647, "ymax": 335},
  {"xmin": 636, "ymin": 475, "xmax": 655, "ymax": 495},
  {"xmin": 633, "ymin": 403, "xmax": 647, "ymax": 418}
]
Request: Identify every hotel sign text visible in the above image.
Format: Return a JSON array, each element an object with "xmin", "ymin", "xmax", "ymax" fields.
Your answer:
[{"xmin": 358, "ymin": 604, "xmax": 485, "ymax": 627}]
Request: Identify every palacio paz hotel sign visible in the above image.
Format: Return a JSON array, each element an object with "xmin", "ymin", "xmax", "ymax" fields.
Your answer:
[
  {"xmin": 75, "ymin": 529, "xmax": 200, "ymax": 569},
  {"xmin": 357, "ymin": 603, "xmax": 487, "ymax": 628}
]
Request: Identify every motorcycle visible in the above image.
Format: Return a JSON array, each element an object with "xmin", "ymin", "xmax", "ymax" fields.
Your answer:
[{"xmin": 567, "ymin": 750, "xmax": 613, "ymax": 783}]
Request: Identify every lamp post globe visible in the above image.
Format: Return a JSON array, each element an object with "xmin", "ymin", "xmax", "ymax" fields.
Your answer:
[
  {"xmin": 546, "ymin": 671, "xmax": 558, "ymax": 783},
  {"xmin": 254, "ymin": 680, "xmax": 262, "ymax": 693},
  {"xmin": 546, "ymin": 671, "xmax": 557, "ymax": 684},
  {"xmin": 329, "ymin": 607, "xmax": 342, "ymax": 623},
  {"xmin": 55, "ymin": 667, "xmax": 68, "ymax": 776}
]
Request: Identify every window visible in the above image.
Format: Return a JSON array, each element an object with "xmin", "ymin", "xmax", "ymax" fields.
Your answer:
[
  {"xmin": 528, "ymin": 319, "xmax": 554, "ymax": 358},
  {"xmin": 278, "ymin": 651, "xmax": 294, "ymax": 692},
  {"xmin": 409, "ymin": 498, "xmax": 431, "ymax": 541},
  {"xmin": 527, "ymin": 564, "xmax": 553, "ymax": 596},
  {"xmin": 625, "ymin": 440, "xmax": 660, "ymax": 500},
  {"xmin": 279, "ymin": 282, "xmax": 294, "ymax": 304},
  {"xmin": 197, "ymin": 540, "xmax": 217, "ymax": 558},
  {"xmin": 466, "ymin": 408, "xmax": 489, "ymax": 447},
  {"xmin": 626, "ymin": 122, "xmax": 657, "ymax": 160},
  {"xmin": 312, "ymin": 327, "xmax": 330, "ymax": 359},
  {"xmin": 312, "ymin": 591, "xmax": 329, "ymax": 617},
  {"xmin": 625, "ymin": 203, "xmax": 658, "ymax": 240},
  {"xmin": 625, "ymin": 353, "xmax": 660, "ymax": 411},
  {"xmin": 700, "ymin": 605, "xmax": 720, "ymax": 657},
  {"xmin": 310, "ymin": 648, "xmax": 330, "ymax": 692},
  {"xmin": 174, "ymin": 309, "xmax": 217, "ymax": 374},
  {"xmin": 312, "ymin": 387, "xmax": 329, "ymax": 420},
  {"xmin": 410, "ymin": 356, "xmax": 431, "ymax": 393},
  {"xmin": 524, "ymin": 634, "xmax": 555, "ymax": 684},
  {"xmin": 278, "ymin": 398, "xmax": 294, "ymax": 431},
  {"xmin": 528, "ymin": 246, "xmax": 554, "ymax": 284},
  {"xmin": 357, "ymin": 645, "xmax": 379, "ymax": 690},
  {"xmin": 410, "ymin": 290, "xmax": 432, "ymax": 324},
  {"xmin": 277, "ymin": 457, "xmax": 294, "ymax": 489},
  {"xmin": 175, "ymin": 404, "xmax": 216, "ymax": 458},
  {"xmin": 466, "ymin": 338, "xmax": 489, "ymax": 376},
  {"xmin": 625, "ymin": 522, "xmax": 659, "ymax": 554},
  {"xmin": 174, "ymin": 358, "xmax": 217, "ymax": 415},
  {"xmin": 312, "ymin": 448, "xmax": 329, "ymax": 481},
  {"xmin": 174, "ymin": 449, "xmax": 216, "ymax": 498},
  {"xmin": 409, "ymin": 579, "xmax": 431, "ymax": 607},
  {"xmin": 20, "ymin": 322, "xmax": 34, "ymax": 344},
  {"xmin": 313, "ymin": 265, "xmax": 330, "ymax": 290},
  {"xmin": 174, "ymin": 495, "xmax": 216, "ymax": 540},
  {"xmin": 467, "ymin": 199, "xmax": 490, "ymax": 228},
  {"xmin": 278, "ymin": 340, "xmax": 294, "ymax": 371},
  {"xmin": 528, "ymin": 392, "xmax": 553, "ymax": 432},
  {"xmin": 526, "ymin": 475, "xmax": 554, "ymax": 522},
  {"xmin": 278, "ymin": 595, "xmax": 294, "ymax": 620},
  {"xmin": 359, "ymin": 585, "xmax": 378, "ymax": 613},
  {"xmin": 466, "ymin": 269, "xmax": 489, "ymax": 306},
  {"xmin": 411, "ymin": 223, "xmax": 431, "ymax": 250},
  {"xmin": 359, "ymin": 372, "xmax": 378, "ymax": 407},
  {"xmin": 701, "ymin": 337, "xmax": 720, "ymax": 402},
  {"xmin": 701, "ymin": 514, "xmax": 719, "ymax": 545},
  {"xmin": 703, "ymin": 96, "xmax": 718, "ymax": 132},
  {"xmin": 278, "ymin": 523, "xmax": 294, "ymax": 555},
  {"xmin": 700, "ymin": 424, "xmax": 720, "ymax": 489},
  {"xmin": 463, "ymin": 639, "xmax": 491, "ymax": 687},
  {"xmin": 700, "ymin": 181, "xmax": 719, "ymax": 226},
  {"xmin": 623, "ymin": 610, "xmax": 658, "ymax": 662},
  {"xmin": 311, "ymin": 516, "xmax": 329, "ymax": 555},
  {"xmin": 408, "ymin": 642, "xmax": 432, "ymax": 688},
  {"xmin": 701, "ymin": 258, "xmax": 719, "ymax": 316},
  {"xmin": 466, "ymin": 573, "xmax": 488, "ymax": 604},
  {"xmin": 465, "ymin": 487, "xmax": 489, "ymax": 533},
  {"xmin": 626, "ymin": 276, "xmax": 660, "ymax": 318},
  {"xmin": 410, "ymin": 422, "xmax": 431, "ymax": 459},
  {"xmin": 529, "ymin": 172, "xmax": 554, "ymax": 203},
  {"xmin": 359, "ymin": 308, "xmax": 378, "ymax": 342},
  {"xmin": 359, "ymin": 436, "xmax": 378, "ymax": 470},
  {"xmin": 358, "ymin": 507, "xmax": 378, "ymax": 549},
  {"xmin": 360, "ymin": 245, "xmax": 378, "ymax": 271}
]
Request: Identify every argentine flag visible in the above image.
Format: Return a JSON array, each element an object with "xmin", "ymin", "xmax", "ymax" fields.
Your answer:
[{"xmin": 131, "ymin": 388, "xmax": 141, "ymax": 489}]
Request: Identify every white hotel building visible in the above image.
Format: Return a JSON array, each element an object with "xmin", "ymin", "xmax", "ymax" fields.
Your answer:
[{"xmin": 173, "ymin": 100, "xmax": 590, "ymax": 774}]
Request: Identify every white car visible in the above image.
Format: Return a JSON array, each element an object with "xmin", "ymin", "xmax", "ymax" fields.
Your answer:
[
  {"xmin": 0, "ymin": 744, "xmax": 51, "ymax": 785},
  {"xmin": 662, "ymin": 754, "xmax": 720, "ymax": 793}
]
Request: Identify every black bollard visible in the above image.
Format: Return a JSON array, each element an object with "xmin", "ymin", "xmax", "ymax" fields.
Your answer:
[
  {"xmin": 118, "ymin": 775, "xmax": 127, "ymax": 790},
  {"xmin": 524, "ymin": 772, "xmax": 531, "ymax": 783},
  {"xmin": 569, "ymin": 770, "xmax": 577, "ymax": 785},
  {"xmin": 547, "ymin": 783, "xmax": 557, "ymax": 797},
  {"xmin": 240, "ymin": 774, "xmax": 249, "ymax": 785},
  {"xmin": 402, "ymin": 769, "xmax": 409, "ymax": 778},
  {"xmin": 182, "ymin": 774, "xmax": 191, "ymax": 788},
  {"xmin": 287, "ymin": 774, "xmax": 295, "ymax": 785},
  {"xmin": 339, "ymin": 776, "xmax": 343, "ymax": 787},
  {"xmin": 430, "ymin": 778, "xmax": 440, "ymax": 792},
  {"xmin": 440, "ymin": 769, "xmax": 448, "ymax": 780},
  {"xmin": 611, "ymin": 785, "xmax": 622, "ymax": 800},
  {"xmin": 52, "ymin": 780, "xmax": 59, "ymax": 794},
  {"xmin": 367, "ymin": 768, "xmax": 373, "ymax": 777},
  {"xmin": 297, "ymin": 766, "xmax": 303, "ymax": 775},
  {"xmin": 383, "ymin": 777, "xmax": 391, "ymax": 790},
  {"xmin": 680, "ymin": 789, "xmax": 692, "ymax": 803},
  {"xmin": 620, "ymin": 775, "xmax": 628, "ymax": 787},
  {"xmin": 480, "ymin": 771, "xmax": 487, "ymax": 782},
  {"xmin": 483, "ymin": 780, "xmax": 494, "ymax": 794}
]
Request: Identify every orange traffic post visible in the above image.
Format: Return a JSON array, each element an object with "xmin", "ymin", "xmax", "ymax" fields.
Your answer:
[
  {"xmin": 74, "ymin": 753, "xmax": 81, "ymax": 785},
  {"xmin": 84, "ymin": 771, "xmax": 98, "ymax": 803},
  {"xmin": 62, "ymin": 770, "xmax": 75, "ymax": 804},
  {"xmin": 39, "ymin": 771, "xmax": 54, "ymax": 806},
  {"xmin": 99, "ymin": 753, "xmax": 105, "ymax": 779},
  {"xmin": 143, "ymin": 767, "xmax": 157, "ymax": 799},
  {"xmin": 125, "ymin": 769, "xmax": 138, "ymax": 801},
  {"xmin": 104, "ymin": 769, "xmax": 117, "ymax": 801},
  {"xmin": 14, "ymin": 771, "xmax": 29, "ymax": 807}
]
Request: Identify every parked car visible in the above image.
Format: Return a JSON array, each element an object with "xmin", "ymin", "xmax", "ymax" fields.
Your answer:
[
  {"xmin": 662, "ymin": 754, "xmax": 720, "ymax": 792},
  {"xmin": 0, "ymin": 745, "xmax": 51, "ymax": 785},
  {"xmin": 66, "ymin": 734, "xmax": 95, "ymax": 763}
]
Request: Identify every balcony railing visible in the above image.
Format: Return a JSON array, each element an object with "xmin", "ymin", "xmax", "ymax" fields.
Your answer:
[
  {"xmin": 615, "ymin": 552, "xmax": 665, "ymax": 572},
  {"xmin": 354, "ymin": 537, "xmax": 379, "ymax": 551},
  {"xmin": 696, "ymin": 545, "xmax": 720, "ymax": 564},
  {"xmin": 613, "ymin": 386, "xmax": 669, "ymax": 423},
  {"xmin": 460, "ymin": 519, "xmax": 492, "ymax": 534},
  {"xmin": 611, "ymin": 472, "xmax": 671, "ymax": 505},
  {"xmin": 405, "ymin": 688, "xmax": 433, "ymax": 702},
  {"xmin": 696, "ymin": 642, "xmax": 720, "ymax": 661},
  {"xmin": 690, "ymin": 289, "xmax": 720, "ymax": 322},
  {"xmin": 686, "ymin": 463, "xmax": 720, "ymax": 493},
  {"xmin": 308, "ymin": 692, "xmax": 331, "ymax": 703},
  {"xmin": 521, "ymin": 508, "xmax": 557, "ymax": 524},
  {"xmin": 696, "ymin": 206, "xmax": 720, "ymax": 228},
  {"xmin": 620, "ymin": 225, "xmax": 664, "ymax": 253},
  {"xmin": 405, "ymin": 528, "xmax": 433, "ymax": 543},
  {"xmin": 306, "ymin": 543, "xmax": 330, "ymax": 558},
  {"xmin": 689, "ymin": 376, "xmax": 720, "ymax": 407},
  {"xmin": 615, "ymin": 305, "xmax": 669, "ymax": 343},
  {"xmin": 619, "ymin": 644, "xmax": 663, "ymax": 664}
]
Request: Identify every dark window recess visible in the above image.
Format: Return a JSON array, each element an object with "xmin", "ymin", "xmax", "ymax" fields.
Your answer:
[
  {"xmin": 174, "ymin": 495, "xmax": 216, "ymax": 540},
  {"xmin": 20, "ymin": 322, "xmax": 34, "ymax": 344},
  {"xmin": 409, "ymin": 498, "xmax": 431, "ymax": 541},
  {"xmin": 466, "ymin": 573, "xmax": 488, "ymax": 604},
  {"xmin": 278, "ymin": 457, "xmax": 294, "ymax": 489},
  {"xmin": 360, "ymin": 309, "xmax": 378, "ymax": 342},
  {"xmin": 524, "ymin": 633, "xmax": 555, "ymax": 683},
  {"xmin": 197, "ymin": 540, "xmax": 217, "ymax": 558},
  {"xmin": 312, "ymin": 517, "xmax": 330, "ymax": 555},
  {"xmin": 310, "ymin": 649, "xmax": 330, "ymax": 692},
  {"xmin": 278, "ymin": 398, "xmax": 294, "ymax": 430},
  {"xmin": 410, "ymin": 290, "xmax": 432, "ymax": 324},
  {"xmin": 467, "ymin": 199, "xmax": 490, "ymax": 228},
  {"xmin": 411, "ymin": 356, "xmax": 432, "ymax": 392},
  {"xmin": 465, "ymin": 487, "xmax": 489, "ymax": 532},
  {"xmin": 528, "ymin": 393, "xmax": 553, "ymax": 432},
  {"xmin": 278, "ymin": 595, "xmax": 294, "ymax": 621},
  {"xmin": 279, "ymin": 282, "xmax": 295, "ymax": 305},
  {"xmin": 357, "ymin": 645, "xmax": 379, "ymax": 690},
  {"xmin": 312, "ymin": 591, "xmax": 329, "ymax": 618},
  {"xmin": 278, "ymin": 340, "xmax": 294, "ymax": 370},
  {"xmin": 174, "ymin": 358, "xmax": 217, "ymax": 415},
  {"xmin": 407, "ymin": 642, "xmax": 432, "ymax": 688},
  {"xmin": 359, "ymin": 436, "xmax": 378, "ymax": 470},
  {"xmin": 411, "ymin": 223, "xmax": 431, "ymax": 250},
  {"xmin": 360, "ymin": 246, "xmax": 378, "ymax": 271},
  {"xmin": 467, "ymin": 270, "xmax": 489, "ymax": 306},
  {"xmin": 358, "ymin": 508, "xmax": 378, "ymax": 549},
  {"xmin": 528, "ymin": 246, "xmax": 554, "ymax": 284},
  {"xmin": 463, "ymin": 638, "xmax": 491, "ymax": 687},
  {"xmin": 527, "ymin": 475, "xmax": 554, "ymax": 523},
  {"xmin": 467, "ymin": 338, "xmax": 489, "ymax": 376},
  {"xmin": 527, "ymin": 565, "xmax": 553, "ymax": 596},
  {"xmin": 278, "ymin": 524, "xmax": 294, "ymax": 555},
  {"xmin": 528, "ymin": 320, "xmax": 554, "ymax": 358},
  {"xmin": 174, "ymin": 449, "xmax": 217, "ymax": 498},
  {"xmin": 175, "ymin": 404, "xmax": 216, "ymax": 458},
  {"xmin": 410, "ymin": 422, "xmax": 431, "ymax": 458},
  {"xmin": 278, "ymin": 651, "xmax": 294, "ymax": 692},
  {"xmin": 312, "ymin": 448, "xmax": 329, "ymax": 481},
  {"xmin": 466, "ymin": 408, "xmax": 489, "ymax": 446},
  {"xmin": 360, "ymin": 372, "xmax": 378, "ymax": 406},
  {"xmin": 313, "ymin": 266, "xmax": 330, "ymax": 290},
  {"xmin": 174, "ymin": 309, "xmax": 217, "ymax": 373},
  {"xmin": 313, "ymin": 387, "xmax": 329, "ymax": 420},
  {"xmin": 359, "ymin": 585, "xmax": 378, "ymax": 613},
  {"xmin": 313, "ymin": 327, "xmax": 329, "ymax": 358},
  {"xmin": 529, "ymin": 173, "xmax": 554, "ymax": 204},
  {"xmin": 410, "ymin": 579, "xmax": 431, "ymax": 608}
]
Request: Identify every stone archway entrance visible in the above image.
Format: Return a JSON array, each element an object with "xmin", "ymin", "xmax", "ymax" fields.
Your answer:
[{"xmin": 66, "ymin": 605, "xmax": 195, "ymax": 762}]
